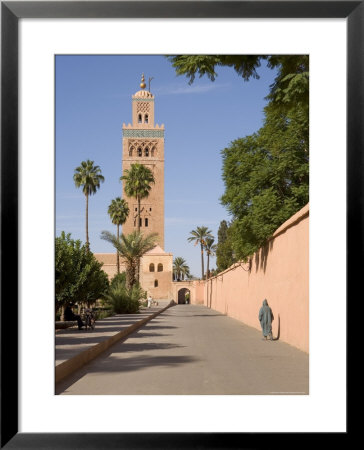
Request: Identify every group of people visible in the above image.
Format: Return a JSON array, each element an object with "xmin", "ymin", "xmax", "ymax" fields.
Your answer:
[{"xmin": 64, "ymin": 305, "xmax": 94, "ymax": 330}]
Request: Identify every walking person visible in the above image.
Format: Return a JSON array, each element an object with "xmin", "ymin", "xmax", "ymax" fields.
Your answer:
[
  {"xmin": 147, "ymin": 295, "xmax": 152, "ymax": 308},
  {"xmin": 259, "ymin": 299, "xmax": 274, "ymax": 340}
]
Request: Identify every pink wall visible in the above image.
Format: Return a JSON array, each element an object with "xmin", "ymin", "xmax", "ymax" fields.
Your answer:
[
  {"xmin": 199, "ymin": 204, "xmax": 309, "ymax": 353},
  {"xmin": 193, "ymin": 281, "xmax": 205, "ymax": 304}
]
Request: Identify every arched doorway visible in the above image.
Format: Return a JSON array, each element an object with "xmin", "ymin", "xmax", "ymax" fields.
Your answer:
[{"xmin": 178, "ymin": 288, "xmax": 190, "ymax": 304}]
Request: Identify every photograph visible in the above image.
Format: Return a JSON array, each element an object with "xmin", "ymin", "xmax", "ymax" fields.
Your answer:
[
  {"xmin": 55, "ymin": 54, "xmax": 309, "ymax": 396},
  {"xmin": 2, "ymin": 0, "xmax": 354, "ymax": 444}
]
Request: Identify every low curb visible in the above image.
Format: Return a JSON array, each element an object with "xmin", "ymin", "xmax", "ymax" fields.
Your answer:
[{"xmin": 55, "ymin": 301, "xmax": 175, "ymax": 385}]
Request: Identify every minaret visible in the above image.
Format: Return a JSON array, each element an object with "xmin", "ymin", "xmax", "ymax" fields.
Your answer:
[{"xmin": 121, "ymin": 75, "xmax": 165, "ymax": 248}]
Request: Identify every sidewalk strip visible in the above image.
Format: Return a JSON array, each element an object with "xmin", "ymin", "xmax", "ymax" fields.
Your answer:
[{"xmin": 55, "ymin": 302, "xmax": 174, "ymax": 385}]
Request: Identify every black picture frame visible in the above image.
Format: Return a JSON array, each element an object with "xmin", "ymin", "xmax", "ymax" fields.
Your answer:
[{"xmin": 1, "ymin": 1, "xmax": 356, "ymax": 448}]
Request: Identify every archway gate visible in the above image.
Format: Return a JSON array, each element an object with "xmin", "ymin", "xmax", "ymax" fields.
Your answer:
[{"xmin": 171, "ymin": 280, "xmax": 204, "ymax": 305}]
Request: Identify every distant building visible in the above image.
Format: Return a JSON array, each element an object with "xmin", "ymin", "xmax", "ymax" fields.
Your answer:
[{"xmin": 95, "ymin": 75, "xmax": 173, "ymax": 299}]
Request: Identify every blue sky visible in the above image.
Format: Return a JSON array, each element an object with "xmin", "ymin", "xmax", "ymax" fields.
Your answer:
[{"xmin": 56, "ymin": 55, "xmax": 277, "ymax": 277}]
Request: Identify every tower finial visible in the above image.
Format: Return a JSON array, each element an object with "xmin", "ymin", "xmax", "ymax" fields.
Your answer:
[{"xmin": 140, "ymin": 73, "xmax": 146, "ymax": 89}]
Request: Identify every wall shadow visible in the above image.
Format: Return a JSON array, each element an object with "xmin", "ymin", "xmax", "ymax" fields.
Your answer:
[
  {"xmin": 254, "ymin": 240, "xmax": 274, "ymax": 274},
  {"xmin": 273, "ymin": 314, "xmax": 280, "ymax": 341}
]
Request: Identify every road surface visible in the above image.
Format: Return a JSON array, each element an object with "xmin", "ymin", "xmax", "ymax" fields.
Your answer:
[{"xmin": 56, "ymin": 304, "xmax": 309, "ymax": 395}]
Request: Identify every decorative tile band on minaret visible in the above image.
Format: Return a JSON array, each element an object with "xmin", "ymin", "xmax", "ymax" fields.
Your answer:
[{"xmin": 122, "ymin": 129, "xmax": 164, "ymax": 138}]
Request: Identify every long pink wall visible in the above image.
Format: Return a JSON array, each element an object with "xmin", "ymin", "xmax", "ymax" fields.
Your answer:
[{"xmin": 199, "ymin": 204, "xmax": 309, "ymax": 353}]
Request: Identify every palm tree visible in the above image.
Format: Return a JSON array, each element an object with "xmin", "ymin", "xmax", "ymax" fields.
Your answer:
[
  {"xmin": 108, "ymin": 197, "xmax": 130, "ymax": 274},
  {"xmin": 73, "ymin": 160, "xmax": 104, "ymax": 250},
  {"xmin": 205, "ymin": 237, "xmax": 217, "ymax": 279},
  {"xmin": 173, "ymin": 257, "xmax": 190, "ymax": 281},
  {"xmin": 100, "ymin": 230, "xmax": 158, "ymax": 289},
  {"xmin": 120, "ymin": 163, "xmax": 155, "ymax": 233},
  {"xmin": 187, "ymin": 226, "xmax": 213, "ymax": 280}
]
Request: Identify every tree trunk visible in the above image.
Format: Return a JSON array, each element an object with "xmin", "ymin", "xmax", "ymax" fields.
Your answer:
[
  {"xmin": 60, "ymin": 305, "xmax": 65, "ymax": 322},
  {"xmin": 116, "ymin": 224, "xmax": 120, "ymax": 274},
  {"xmin": 85, "ymin": 193, "xmax": 89, "ymax": 250},
  {"xmin": 126, "ymin": 262, "xmax": 136, "ymax": 290},
  {"xmin": 206, "ymin": 253, "xmax": 210, "ymax": 280},
  {"xmin": 137, "ymin": 196, "xmax": 141, "ymax": 233},
  {"xmin": 136, "ymin": 196, "xmax": 141, "ymax": 282},
  {"xmin": 136, "ymin": 256, "xmax": 141, "ymax": 283},
  {"xmin": 200, "ymin": 243, "xmax": 205, "ymax": 280}
]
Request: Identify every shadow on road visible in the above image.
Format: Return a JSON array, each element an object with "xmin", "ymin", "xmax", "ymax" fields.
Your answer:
[
  {"xmin": 114, "ymin": 342, "xmax": 186, "ymax": 353},
  {"xmin": 131, "ymin": 332, "xmax": 172, "ymax": 339},
  {"xmin": 56, "ymin": 318, "xmax": 194, "ymax": 395},
  {"xmin": 175, "ymin": 314, "xmax": 223, "ymax": 318},
  {"xmin": 143, "ymin": 325, "xmax": 177, "ymax": 330},
  {"xmin": 56, "ymin": 337, "xmax": 198, "ymax": 394}
]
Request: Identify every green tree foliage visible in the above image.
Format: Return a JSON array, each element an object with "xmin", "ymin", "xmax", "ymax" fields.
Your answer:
[
  {"xmin": 73, "ymin": 160, "xmax": 105, "ymax": 249},
  {"xmin": 221, "ymin": 100, "xmax": 309, "ymax": 259},
  {"xmin": 120, "ymin": 163, "xmax": 155, "ymax": 233},
  {"xmin": 187, "ymin": 226, "xmax": 213, "ymax": 280},
  {"xmin": 110, "ymin": 272, "xmax": 126, "ymax": 287},
  {"xmin": 173, "ymin": 256, "xmax": 190, "ymax": 281},
  {"xmin": 168, "ymin": 55, "xmax": 309, "ymax": 260},
  {"xmin": 103, "ymin": 277, "xmax": 146, "ymax": 314},
  {"xmin": 100, "ymin": 230, "xmax": 158, "ymax": 289},
  {"xmin": 55, "ymin": 232, "xmax": 109, "ymax": 314},
  {"xmin": 108, "ymin": 197, "xmax": 130, "ymax": 274},
  {"xmin": 167, "ymin": 55, "xmax": 308, "ymax": 112},
  {"xmin": 216, "ymin": 220, "xmax": 236, "ymax": 272}
]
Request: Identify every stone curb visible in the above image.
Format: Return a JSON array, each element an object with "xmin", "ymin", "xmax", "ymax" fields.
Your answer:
[{"xmin": 55, "ymin": 301, "xmax": 175, "ymax": 385}]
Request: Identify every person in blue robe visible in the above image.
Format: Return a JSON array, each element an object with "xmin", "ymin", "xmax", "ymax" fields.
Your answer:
[{"xmin": 259, "ymin": 299, "xmax": 274, "ymax": 340}]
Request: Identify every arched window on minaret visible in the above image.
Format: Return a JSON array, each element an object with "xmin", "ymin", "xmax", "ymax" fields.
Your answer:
[
  {"xmin": 158, "ymin": 263, "xmax": 163, "ymax": 272},
  {"xmin": 138, "ymin": 147, "xmax": 142, "ymax": 157},
  {"xmin": 145, "ymin": 218, "xmax": 149, "ymax": 227},
  {"xmin": 151, "ymin": 147, "xmax": 155, "ymax": 157},
  {"xmin": 129, "ymin": 146, "xmax": 134, "ymax": 157},
  {"xmin": 138, "ymin": 114, "xmax": 142, "ymax": 123},
  {"xmin": 149, "ymin": 263, "xmax": 155, "ymax": 272},
  {"xmin": 144, "ymin": 147, "xmax": 149, "ymax": 157},
  {"xmin": 145, "ymin": 114, "xmax": 149, "ymax": 124}
]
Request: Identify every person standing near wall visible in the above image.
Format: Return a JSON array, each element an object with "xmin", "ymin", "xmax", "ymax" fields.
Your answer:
[{"xmin": 259, "ymin": 299, "xmax": 274, "ymax": 340}]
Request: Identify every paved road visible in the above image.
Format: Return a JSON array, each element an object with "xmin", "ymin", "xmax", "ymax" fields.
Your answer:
[{"xmin": 56, "ymin": 304, "xmax": 309, "ymax": 395}]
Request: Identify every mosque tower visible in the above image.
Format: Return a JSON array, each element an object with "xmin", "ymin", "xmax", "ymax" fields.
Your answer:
[{"xmin": 121, "ymin": 74, "xmax": 165, "ymax": 248}]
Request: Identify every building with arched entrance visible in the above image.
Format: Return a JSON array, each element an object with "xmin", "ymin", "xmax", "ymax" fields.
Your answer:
[{"xmin": 170, "ymin": 280, "xmax": 205, "ymax": 305}]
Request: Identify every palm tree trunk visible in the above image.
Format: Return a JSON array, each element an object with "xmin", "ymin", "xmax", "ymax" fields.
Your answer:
[
  {"xmin": 126, "ymin": 262, "xmax": 136, "ymax": 289},
  {"xmin": 137, "ymin": 196, "xmax": 141, "ymax": 233},
  {"xmin": 136, "ymin": 196, "xmax": 141, "ymax": 282},
  {"xmin": 206, "ymin": 253, "xmax": 210, "ymax": 280},
  {"xmin": 116, "ymin": 224, "xmax": 120, "ymax": 274},
  {"xmin": 85, "ymin": 193, "xmax": 89, "ymax": 250},
  {"xmin": 200, "ymin": 243, "xmax": 205, "ymax": 280}
]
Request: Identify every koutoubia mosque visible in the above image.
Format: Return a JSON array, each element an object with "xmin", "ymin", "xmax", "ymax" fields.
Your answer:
[{"xmin": 95, "ymin": 75, "xmax": 192, "ymax": 302}]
